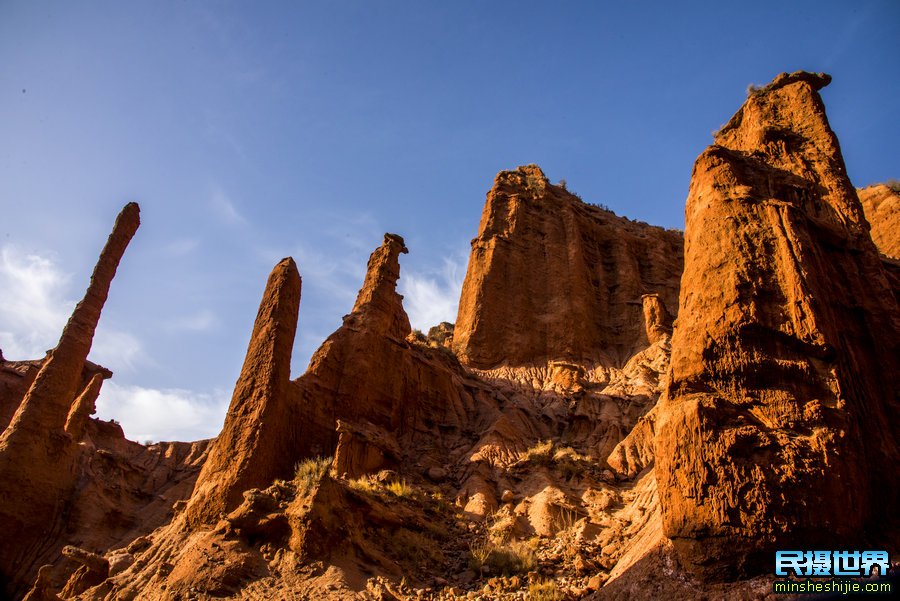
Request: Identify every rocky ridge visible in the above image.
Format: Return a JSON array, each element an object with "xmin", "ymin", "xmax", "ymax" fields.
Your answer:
[{"xmin": 1, "ymin": 71, "xmax": 896, "ymax": 600}]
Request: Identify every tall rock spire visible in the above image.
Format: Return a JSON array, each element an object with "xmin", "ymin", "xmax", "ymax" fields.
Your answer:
[
  {"xmin": 349, "ymin": 233, "xmax": 411, "ymax": 340},
  {"xmin": 655, "ymin": 72, "xmax": 900, "ymax": 579},
  {"xmin": 2, "ymin": 202, "xmax": 139, "ymax": 440},
  {"xmin": 186, "ymin": 257, "xmax": 301, "ymax": 524},
  {"xmin": 0, "ymin": 202, "xmax": 139, "ymax": 597}
]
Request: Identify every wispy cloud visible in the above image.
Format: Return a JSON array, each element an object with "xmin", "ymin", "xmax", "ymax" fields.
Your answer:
[
  {"xmin": 0, "ymin": 244, "xmax": 145, "ymax": 370},
  {"xmin": 162, "ymin": 238, "xmax": 200, "ymax": 257},
  {"xmin": 164, "ymin": 309, "xmax": 219, "ymax": 333},
  {"xmin": 210, "ymin": 185, "xmax": 247, "ymax": 225},
  {"xmin": 291, "ymin": 244, "xmax": 367, "ymax": 308},
  {"xmin": 0, "ymin": 245, "xmax": 73, "ymax": 358},
  {"xmin": 95, "ymin": 381, "xmax": 230, "ymax": 443},
  {"xmin": 91, "ymin": 330, "xmax": 146, "ymax": 372},
  {"xmin": 400, "ymin": 253, "xmax": 467, "ymax": 332}
]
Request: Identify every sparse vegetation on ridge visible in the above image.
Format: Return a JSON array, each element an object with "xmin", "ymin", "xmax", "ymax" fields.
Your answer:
[
  {"xmin": 879, "ymin": 178, "xmax": 900, "ymax": 193},
  {"xmin": 294, "ymin": 456, "xmax": 332, "ymax": 494}
]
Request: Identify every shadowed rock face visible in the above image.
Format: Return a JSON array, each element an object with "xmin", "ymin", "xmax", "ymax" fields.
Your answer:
[
  {"xmin": 453, "ymin": 166, "xmax": 683, "ymax": 369},
  {"xmin": 655, "ymin": 72, "xmax": 900, "ymax": 579},
  {"xmin": 187, "ymin": 258, "xmax": 302, "ymax": 525}
]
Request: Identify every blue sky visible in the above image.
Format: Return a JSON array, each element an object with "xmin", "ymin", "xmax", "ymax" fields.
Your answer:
[{"xmin": 1, "ymin": 1, "xmax": 897, "ymax": 442}]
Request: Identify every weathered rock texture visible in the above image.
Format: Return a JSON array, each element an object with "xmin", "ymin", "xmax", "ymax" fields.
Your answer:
[
  {"xmin": 655, "ymin": 71, "xmax": 900, "ymax": 579},
  {"xmin": 186, "ymin": 258, "xmax": 302, "ymax": 525},
  {"xmin": 61, "ymin": 199, "xmax": 695, "ymax": 599},
  {"xmin": 0, "ymin": 204, "xmax": 211, "ymax": 599},
  {"xmin": 453, "ymin": 165, "xmax": 683, "ymax": 369},
  {"xmin": 290, "ymin": 234, "xmax": 486, "ymax": 467},
  {"xmin": 859, "ymin": 183, "xmax": 900, "ymax": 259},
  {"xmin": 9, "ymin": 75, "xmax": 898, "ymax": 601}
]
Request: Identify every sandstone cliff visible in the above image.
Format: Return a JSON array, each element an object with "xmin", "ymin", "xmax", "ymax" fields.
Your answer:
[
  {"xmin": 453, "ymin": 165, "xmax": 683, "ymax": 370},
  {"xmin": 53, "ymin": 215, "xmax": 684, "ymax": 600},
  {"xmin": 655, "ymin": 71, "xmax": 900, "ymax": 579}
]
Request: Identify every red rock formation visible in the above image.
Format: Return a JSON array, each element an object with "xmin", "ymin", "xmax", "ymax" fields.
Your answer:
[
  {"xmin": 0, "ymin": 203, "xmax": 140, "ymax": 596},
  {"xmin": 655, "ymin": 72, "xmax": 900, "ymax": 579},
  {"xmin": 640, "ymin": 294, "xmax": 672, "ymax": 345},
  {"xmin": 453, "ymin": 165, "xmax": 683, "ymax": 369},
  {"xmin": 859, "ymin": 183, "xmax": 900, "ymax": 259},
  {"xmin": 350, "ymin": 233, "xmax": 411, "ymax": 339},
  {"xmin": 1, "ymin": 358, "xmax": 110, "ymax": 435},
  {"xmin": 64, "ymin": 374, "xmax": 103, "ymax": 440},
  {"xmin": 0, "ymin": 204, "xmax": 212, "ymax": 599},
  {"xmin": 291, "ymin": 234, "xmax": 483, "ymax": 464},
  {"xmin": 3, "ymin": 203, "xmax": 139, "ymax": 442},
  {"xmin": 187, "ymin": 258, "xmax": 301, "ymax": 525}
]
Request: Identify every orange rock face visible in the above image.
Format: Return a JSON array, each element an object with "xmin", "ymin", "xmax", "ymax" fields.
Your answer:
[
  {"xmin": 453, "ymin": 165, "xmax": 683, "ymax": 369},
  {"xmin": 186, "ymin": 257, "xmax": 302, "ymax": 525},
  {"xmin": 655, "ymin": 72, "xmax": 900, "ymax": 579},
  {"xmin": 859, "ymin": 183, "xmax": 900, "ymax": 259},
  {"xmin": 6, "ymin": 74, "xmax": 898, "ymax": 601},
  {"xmin": 290, "ymin": 234, "xmax": 485, "ymax": 467}
]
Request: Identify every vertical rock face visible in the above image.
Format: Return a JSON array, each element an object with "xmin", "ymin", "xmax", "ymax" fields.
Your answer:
[
  {"xmin": 641, "ymin": 294, "xmax": 672, "ymax": 345},
  {"xmin": 655, "ymin": 72, "xmax": 900, "ymax": 579},
  {"xmin": 858, "ymin": 183, "xmax": 900, "ymax": 259},
  {"xmin": 453, "ymin": 165, "xmax": 683, "ymax": 369},
  {"xmin": 187, "ymin": 258, "xmax": 301, "ymax": 525},
  {"xmin": 0, "ymin": 202, "xmax": 140, "ymax": 597}
]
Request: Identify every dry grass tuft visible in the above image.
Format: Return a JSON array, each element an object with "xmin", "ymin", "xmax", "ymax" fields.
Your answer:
[
  {"xmin": 527, "ymin": 577, "xmax": 564, "ymax": 600},
  {"xmin": 469, "ymin": 537, "xmax": 538, "ymax": 576},
  {"xmin": 386, "ymin": 479, "xmax": 413, "ymax": 498},
  {"xmin": 294, "ymin": 456, "xmax": 332, "ymax": 494}
]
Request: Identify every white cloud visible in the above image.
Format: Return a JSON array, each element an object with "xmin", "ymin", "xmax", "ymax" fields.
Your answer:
[
  {"xmin": 0, "ymin": 244, "xmax": 145, "ymax": 371},
  {"xmin": 400, "ymin": 255, "xmax": 466, "ymax": 332},
  {"xmin": 91, "ymin": 329, "xmax": 147, "ymax": 372},
  {"xmin": 0, "ymin": 245, "xmax": 73, "ymax": 359},
  {"xmin": 95, "ymin": 381, "xmax": 230, "ymax": 443}
]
